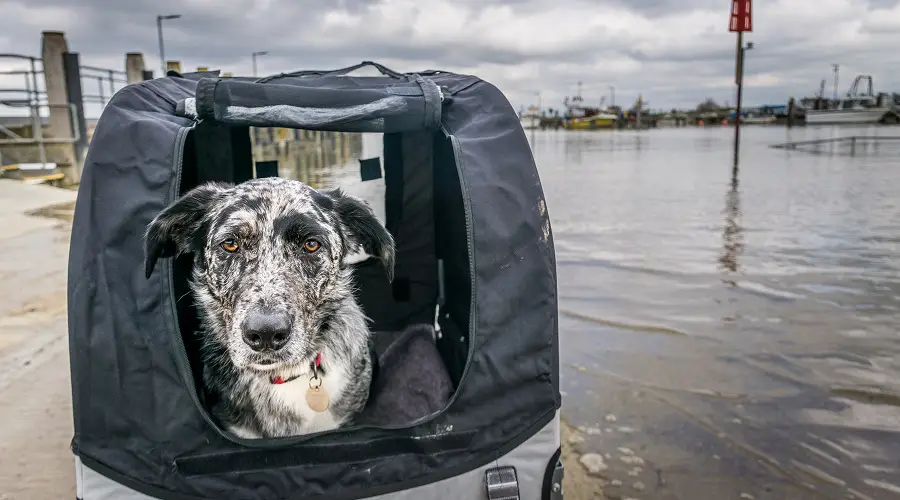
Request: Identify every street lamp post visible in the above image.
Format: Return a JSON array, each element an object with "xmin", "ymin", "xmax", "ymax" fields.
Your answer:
[
  {"xmin": 252, "ymin": 51, "xmax": 269, "ymax": 77},
  {"xmin": 157, "ymin": 14, "xmax": 181, "ymax": 76}
]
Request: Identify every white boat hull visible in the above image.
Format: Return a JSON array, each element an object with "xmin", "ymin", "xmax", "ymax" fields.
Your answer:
[
  {"xmin": 742, "ymin": 116, "xmax": 777, "ymax": 125},
  {"xmin": 804, "ymin": 107, "xmax": 895, "ymax": 125},
  {"xmin": 520, "ymin": 116, "xmax": 540, "ymax": 130}
]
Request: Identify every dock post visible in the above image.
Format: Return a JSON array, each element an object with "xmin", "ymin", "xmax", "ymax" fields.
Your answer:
[
  {"xmin": 125, "ymin": 53, "xmax": 146, "ymax": 84},
  {"xmin": 787, "ymin": 97, "xmax": 795, "ymax": 128},
  {"xmin": 62, "ymin": 52, "xmax": 88, "ymax": 179},
  {"xmin": 41, "ymin": 31, "xmax": 80, "ymax": 184}
]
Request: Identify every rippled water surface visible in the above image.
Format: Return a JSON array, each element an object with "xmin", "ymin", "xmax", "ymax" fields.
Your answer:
[
  {"xmin": 536, "ymin": 126, "xmax": 900, "ymax": 500},
  {"xmin": 274, "ymin": 126, "xmax": 900, "ymax": 499}
]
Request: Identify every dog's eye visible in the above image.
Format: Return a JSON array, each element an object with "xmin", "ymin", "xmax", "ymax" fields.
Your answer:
[
  {"xmin": 220, "ymin": 239, "xmax": 240, "ymax": 253},
  {"xmin": 303, "ymin": 239, "xmax": 321, "ymax": 253}
]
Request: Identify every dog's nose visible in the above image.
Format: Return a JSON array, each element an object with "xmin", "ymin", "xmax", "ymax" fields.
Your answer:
[{"xmin": 242, "ymin": 310, "xmax": 292, "ymax": 351}]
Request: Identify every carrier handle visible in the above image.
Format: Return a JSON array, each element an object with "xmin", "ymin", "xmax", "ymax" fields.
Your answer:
[
  {"xmin": 255, "ymin": 61, "xmax": 405, "ymax": 83},
  {"xmin": 176, "ymin": 73, "xmax": 444, "ymax": 133}
]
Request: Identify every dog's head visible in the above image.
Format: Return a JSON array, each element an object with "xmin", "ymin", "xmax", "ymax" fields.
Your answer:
[{"xmin": 144, "ymin": 178, "xmax": 394, "ymax": 371}]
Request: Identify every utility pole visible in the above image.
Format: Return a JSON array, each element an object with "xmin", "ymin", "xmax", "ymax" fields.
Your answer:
[
  {"xmin": 252, "ymin": 50, "xmax": 268, "ymax": 77},
  {"xmin": 831, "ymin": 63, "xmax": 840, "ymax": 100},
  {"xmin": 156, "ymin": 14, "xmax": 181, "ymax": 76},
  {"xmin": 609, "ymin": 85, "xmax": 615, "ymax": 108}
]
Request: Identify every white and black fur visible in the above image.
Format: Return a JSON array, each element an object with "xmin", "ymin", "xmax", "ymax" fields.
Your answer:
[{"xmin": 144, "ymin": 178, "xmax": 394, "ymax": 438}]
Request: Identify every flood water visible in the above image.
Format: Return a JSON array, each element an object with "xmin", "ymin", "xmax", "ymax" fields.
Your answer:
[{"xmin": 266, "ymin": 125, "xmax": 900, "ymax": 500}]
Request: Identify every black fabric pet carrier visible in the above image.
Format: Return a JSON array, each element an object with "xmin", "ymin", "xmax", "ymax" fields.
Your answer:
[{"xmin": 68, "ymin": 61, "xmax": 562, "ymax": 499}]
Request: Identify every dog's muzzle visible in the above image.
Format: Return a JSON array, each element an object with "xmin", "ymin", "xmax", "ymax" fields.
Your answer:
[{"xmin": 242, "ymin": 308, "xmax": 292, "ymax": 352}]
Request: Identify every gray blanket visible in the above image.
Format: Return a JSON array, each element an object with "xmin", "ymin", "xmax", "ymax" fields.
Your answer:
[{"xmin": 356, "ymin": 323, "xmax": 453, "ymax": 426}]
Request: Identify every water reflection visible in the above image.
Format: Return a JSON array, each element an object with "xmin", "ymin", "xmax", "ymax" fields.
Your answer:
[
  {"xmin": 252, "ymin": 130, "xmax": 363, "ymax": 189},
  {"xmin": 252, "ymin": 130, "xmax": 386, "ymax": 222},
  {"xmin": 718, "ymin": 172, "xmax": 744, "ymax": 285}
]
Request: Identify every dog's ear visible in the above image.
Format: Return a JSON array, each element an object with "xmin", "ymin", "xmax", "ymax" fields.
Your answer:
[
  {"xmin": 327, "ymin": 188, "xmax": 395, "ymax": 282},
  {"xmin": 143, "ymin": 182, "xmax": 231, "ymax": 279}
]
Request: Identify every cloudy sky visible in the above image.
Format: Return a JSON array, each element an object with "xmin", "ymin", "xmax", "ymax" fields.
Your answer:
[{"xmin": 2, "ymin": 0, "xmax": 900, "ymax": 114}]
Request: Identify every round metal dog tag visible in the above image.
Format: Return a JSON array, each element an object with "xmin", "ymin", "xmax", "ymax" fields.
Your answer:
[{"xmin": 306, "ymin": 387, "xmax": 330, "ymax": 413}]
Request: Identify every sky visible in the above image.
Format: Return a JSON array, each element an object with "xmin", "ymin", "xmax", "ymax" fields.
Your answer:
[{"xmin": 1, "ymin": 0, "xmax": 900, "ymax": 116}]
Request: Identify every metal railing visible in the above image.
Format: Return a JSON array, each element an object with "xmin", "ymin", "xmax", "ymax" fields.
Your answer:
[
  {"xmin": 0, "ymin": 53, "xmax": 84, "ymax": 168},
  {"xmin": 0, "ymin": 53, "xmax": 50, "ymax": 166},
  {"xmin": 79, "ymin": 64, "xmax": 127, "ymax": 111}
]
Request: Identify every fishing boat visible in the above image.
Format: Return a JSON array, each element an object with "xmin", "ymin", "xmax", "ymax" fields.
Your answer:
[
  {"xmin": 565, "ymin": 113, "xmax": 617, "ymax": 129},
  {"xmin": 804, "ymin": 75, "xmax": 900, "ymax": 125},
  {"xmin": 562, "ymin": 95, "xmax": 617, "ymax": 129},
  {"xmin": 519, "ymin": 105, "xmax": 541, "ymax": 130}
]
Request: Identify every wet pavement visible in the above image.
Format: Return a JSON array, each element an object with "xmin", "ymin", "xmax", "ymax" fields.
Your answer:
[{"xmin": 0, "ymin": 180, "xmax": 76, "ymax": 499}]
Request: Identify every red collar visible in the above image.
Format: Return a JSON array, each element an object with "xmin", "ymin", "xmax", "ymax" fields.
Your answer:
[{"xmin": 271, "ymin": 352, "xmax": 322, "ymax": 385}]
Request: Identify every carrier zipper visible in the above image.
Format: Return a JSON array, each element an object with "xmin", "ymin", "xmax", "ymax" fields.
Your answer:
[
  {"xmin": 329, "ymin": 128, "xmax": 478, "ymax": 435},
  {"xmin": 433, "ymin": 129, "xmax": 477, "ymax": 414},
  {"xmin": 318, "ymin": 127, "xmax": 477, "ymax": 433},
  {"xmin": 162, "ymin": 124, "xmax": 284, "ymax": 447},
  {"xmin": 164, "ymin": 125, "xmax": 230, "ymax": 438}
]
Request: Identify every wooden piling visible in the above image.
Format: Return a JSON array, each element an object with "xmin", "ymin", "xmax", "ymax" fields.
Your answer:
[
  {"xmin": 786, "ymin": 97, "xmax": 795, "ymax": 128},
  {"xmin": 125, "ymin": 53, "xmax": 146, "ymax": 84}
]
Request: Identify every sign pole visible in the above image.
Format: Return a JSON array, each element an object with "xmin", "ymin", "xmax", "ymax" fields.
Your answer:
[
  {"xmin": 729, "ymin": 0, "xmax": 752, "ymax": 168},
  {"xmin": 733, "ymin": 30, "xmax": 743, "ymax": 168}
]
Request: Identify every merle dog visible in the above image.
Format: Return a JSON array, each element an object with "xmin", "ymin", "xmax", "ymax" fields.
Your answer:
[{"xmin": 143, "ymin": 177, "xmax": 394, "ymax": 438}]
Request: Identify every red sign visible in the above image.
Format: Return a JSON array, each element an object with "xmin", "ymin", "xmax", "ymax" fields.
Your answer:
[{"xmin": 729, "ymin": 0, "xmax": 752, "ymax": 32}]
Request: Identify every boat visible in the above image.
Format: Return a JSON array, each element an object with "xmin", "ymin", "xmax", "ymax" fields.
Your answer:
[
  {"xmin": 742, "ymin": 114, "xmax": 777, "ymax": 125},
  {"xmin": 734, "ymin": 107, "xmax": 780, "ymax": 124},
  {"xmin": 519, "ymin": 105, "xmax": 541, "ymax": 130},
  {"xmin": 804, "ymin": 75, "xmax": 900, "ymax": 125},
  {"xmin": 562, "ymin": 95, "xmax": 617, "ymax": 129},
  {"xmin": 565, "ymin": 113, "xmax": 617, "ymax": 129}
]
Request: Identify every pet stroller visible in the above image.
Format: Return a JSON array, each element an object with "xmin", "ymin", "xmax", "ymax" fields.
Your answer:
[{"xmin": 68, "ymin": 61, "xmax": 562, "ymax": 499}]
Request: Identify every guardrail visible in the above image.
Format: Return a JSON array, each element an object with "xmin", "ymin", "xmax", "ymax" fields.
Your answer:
[
  {"xmin": 79, "ymin": 64, "xmax": 128, "ymax": 110},
  {"xmin": 0, "ymin": 54, "xmax": 50, "ymax": 166},
  {"xmin": 0, "ymin": 53, "xmax": 86, "ymax": 171}
]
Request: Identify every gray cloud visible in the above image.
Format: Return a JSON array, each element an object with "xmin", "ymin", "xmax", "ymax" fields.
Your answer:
[{"xmin": 1, "ymin": 0, "xmax": 899, "ymax": 113}]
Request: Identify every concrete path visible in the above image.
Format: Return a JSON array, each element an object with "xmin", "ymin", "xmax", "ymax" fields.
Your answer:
[{"xmin": 0, "ymin": 180, "xmax": 76, "ymax": 499}]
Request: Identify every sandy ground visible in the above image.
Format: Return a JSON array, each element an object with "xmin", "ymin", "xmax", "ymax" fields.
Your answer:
[
  {"xmin": 0, "ymin": 180, "xmax": 77, "ymax": 500},
  {"xmin": 0, "ymin": 179, "xmax": 605, "ymax": 500}
]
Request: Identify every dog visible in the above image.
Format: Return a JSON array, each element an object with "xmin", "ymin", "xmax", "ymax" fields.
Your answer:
[{"xmin": 143, "ymin": 177, "xmax": 395, "ymax": 438}]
